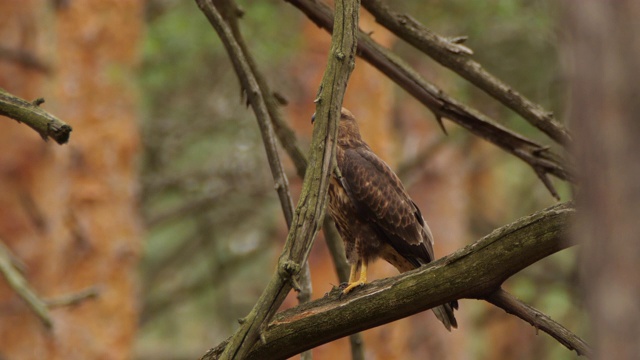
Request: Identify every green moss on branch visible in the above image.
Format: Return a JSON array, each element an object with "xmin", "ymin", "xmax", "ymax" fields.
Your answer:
[{"xmin": 0, "ymin": 88, "xmax": 72, "ymax": 145}]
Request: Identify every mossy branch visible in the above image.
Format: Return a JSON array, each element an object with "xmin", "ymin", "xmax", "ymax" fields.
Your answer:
[
  {"xmin": 0, "ymin": 88, "xmax": 72, "ymax": 145},
  {"xmin": 211, "ymin": 5, "xmax": 314, "ymax": 350},
  {"xmin": 196, "ymin": 0, "xmax": 360, "ymax": 358},
  {"xmin": 208, "ymin": 1, "xmax": 364, "ymax": 356},
  {"xmin": 202, "ymin": 203, "xmax": 587, "ymax": 359}
]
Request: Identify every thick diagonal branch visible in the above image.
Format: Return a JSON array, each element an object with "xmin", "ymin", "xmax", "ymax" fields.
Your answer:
[
  {"xmin": 211, "ymin": 5, "xmax": 314, "ymax": 341},
  {"xmin": 202, "ymin": 203, "xmax": 582, "ymax": 359},
  {"xmin": 211, "ymin": 3, "xmax": 364, "ymax": 355},
  {"xmin": 361, "ymin": 0, "xmax": 571, "ymax": 145},
  {"xmin": 196, "ymin": 0, "xmax": 359, "ymax": 358},
  {"xmin": 285, "ymin": 0, "xmax": 571, "ymax": 199}
]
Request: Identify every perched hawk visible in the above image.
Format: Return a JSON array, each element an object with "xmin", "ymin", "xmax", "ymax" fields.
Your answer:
[{"xmin": 320, "ymin": 108, "xmax": 458, "ymax": 331}]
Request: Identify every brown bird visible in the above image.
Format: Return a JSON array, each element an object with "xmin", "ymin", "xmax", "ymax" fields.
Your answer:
[{"xmin": 318, "ymin": 108, "xmax": 458, "ymax": 331}]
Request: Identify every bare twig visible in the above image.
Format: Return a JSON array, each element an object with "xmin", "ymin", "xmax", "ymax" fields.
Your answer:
[
  {"xmin": 285, "ymin": 0, "xmax": 571, "ymax": 199},
  {"xmin": 0, "ymin": 240, "xmax": 52, "ymax": 328},
  {"xmin": 196, "ymin": 0, "xmax": 359, "ymax": 358},
  {"xmin": 202, "ymin": 203, "xmax": 580, "ymax": 359},
  {"xmin": 0, "ymin": 88, "xmax": 72, "ymax": 144},
  {"xmin": 213, "ymin": 0, "xmax": 308, "ymax": 179},
  {"xmin": 485, "ymin": 288, "xmax": 592, "ymax": 357},
  {"xmin": 361, "ymin": 0, "xmax": 571, "ymax": 145},
  {"xmin": 0, "ymin": 241, "xmax": 100, "ymax": 329},
  {"xmin": 46, "ymin": 287, "xmax": 100, "ymax": 308},
  {"xmin": 198, "ymin": 0, "xmax": 296, "ymax": 232}
]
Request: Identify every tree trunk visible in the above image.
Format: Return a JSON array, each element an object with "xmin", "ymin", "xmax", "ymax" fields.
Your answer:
[
  {"xmin": 0, "ymin": 1, "xmax": 143, "ymax": 359},
  {"xmin": 565, "ymin": 1, "xmax": 640, "ymax": 358}
]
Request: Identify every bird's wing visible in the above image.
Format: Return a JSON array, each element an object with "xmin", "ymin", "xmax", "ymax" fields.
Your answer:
[{"xmin": 338, "ymin": 146, "xmax": 435, "ymax": 264}]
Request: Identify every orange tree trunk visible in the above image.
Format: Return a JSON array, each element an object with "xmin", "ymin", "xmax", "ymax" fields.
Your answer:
[{"xmin": 0, "ymin": 1, "xmax": 143, "ymax": 359}]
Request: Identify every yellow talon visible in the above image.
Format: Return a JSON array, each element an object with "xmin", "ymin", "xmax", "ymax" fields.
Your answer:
[
  {"xmin": 343, "ymin": 281, "xmax": 365, "ymax": 294},
  {"xmin": 342, "ymin": 260, "xmax": 368, "ymax": 294}
]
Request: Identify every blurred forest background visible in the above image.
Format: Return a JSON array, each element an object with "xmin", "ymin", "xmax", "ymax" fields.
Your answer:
[{"xmin": 0, "ymin": 0, "xmax": 585, "ymax": 359}]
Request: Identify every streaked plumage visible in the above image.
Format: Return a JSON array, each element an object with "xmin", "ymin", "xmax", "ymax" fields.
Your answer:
[{"xmin": 324, "ymin": 108, "xmax": 458, "ymax": 331}]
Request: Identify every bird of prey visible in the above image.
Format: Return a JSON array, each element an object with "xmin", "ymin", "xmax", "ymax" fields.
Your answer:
[{"xmin": 318, "ymin": 108, "xmax": 458, "ymax": 331}]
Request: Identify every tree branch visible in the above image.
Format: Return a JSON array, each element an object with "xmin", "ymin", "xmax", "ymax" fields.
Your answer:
[
  {"xmin": 0, "ymin": 88, "xmax": 72, "ymax": 144},
  {"xmin": 285, "ymin": 0, "xmax": 571, "ymax": 199},
  {"xmin": 0, "ymin": 240, "xmax": 52, "ymax": 328},
  {"xmin": 0, "ymin": 241, "xmax": 99, "ymax": 329},
  {"xmin": 212, "ymin": 0, "xmax": 308, "ymax": 179},
  {"xmin": 196, "ymin": 0, "xmax": 294, "ymax": 229},
  {"xmin": 208, "ymin": 3, "xmax": 364, "ymax": 354},
  {"xmin": 485, "ymin": 288, "xmax": 592, "ymax": 357},
  {"xmin": 196, "ymin": 0, "xmax": 359, "ymax": 358},
  {"xmin": 360, "ymin": 0, "xmax": 571, "ymax": 145},
  {"xmin": 201, "ymin": 203, "xmax": 579, "ymax": 359},
  {"xmin": 45, "ymin": 287, "xmax": 100, "ymax": 308},
  {"xmin": 204, "ymin": 0, "xmax": 313, "ymax": 360},
  {"xmin": 212, "ymin": 5, "xmax": 314, "ymax": 347}
]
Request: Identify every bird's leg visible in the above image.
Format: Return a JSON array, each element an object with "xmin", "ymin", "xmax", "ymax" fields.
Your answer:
[
  {"xmin": 348, "ymin": 262, "xmax": 359, "ymax": 284},
  {"xmin": 343, "ymin": 260, "xmax": 367, "ymax": 294}
]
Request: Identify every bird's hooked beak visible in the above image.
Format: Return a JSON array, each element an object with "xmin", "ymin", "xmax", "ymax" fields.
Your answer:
[{"xmin": 311, "ymin": 112, "xmax": 316, "ymax": 124}]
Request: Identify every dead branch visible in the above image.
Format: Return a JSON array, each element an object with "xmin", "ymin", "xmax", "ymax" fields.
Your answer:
[
  {"xmin": 361, "ymin": 0, "xmax": 571, "ymax": 145},
  {"xmin": 485, "ymin": 288, "xmax": 592, "ymax": 357},
  {"xmin": 0, "ymin": 88, "xmax": 72, "ymax": 144},
  {"xmin": 196, "ymin": 0, "xmax": 294, "ymax": 230},
  {"xmin": 0, "ymin": 241, "xmax": 100, "ymax": 329},
  {"xmin": 46, "ymin": 287, "xmax": 100, "ymax": 308},
  {"xmin": 210, "ymin": 5, "xmax": 314, "ymax": 356},
  {"xmin": 0, "ymin": 240, "xmax": 52, "ymax": 328}
]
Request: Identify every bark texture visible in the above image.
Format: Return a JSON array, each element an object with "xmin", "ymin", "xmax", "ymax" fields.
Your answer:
[
  {"xmin": 565, "ymin": 1, "xmax": 640, "ymax": 358},
  {"xmin": 202, "ymin": 203, "xmax": 574, "ymax": 359},
  {"xmin": 0, "ymin": 1, "xmax": 143, "ymax": 359}
]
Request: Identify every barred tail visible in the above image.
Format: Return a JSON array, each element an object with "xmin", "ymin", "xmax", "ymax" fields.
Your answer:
[{"xmin": 431, "ymin": 300, "xmax": 459, "ymax": 331}]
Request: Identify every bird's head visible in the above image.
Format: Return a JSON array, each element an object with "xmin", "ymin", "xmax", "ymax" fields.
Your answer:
[
  {"xmin": 337, "ymin": 108, "xmax": 361, "ymax": 140},
  {"xmin": 310, "ymin": 108, "xmax": 358, "ymax": 126},
  {"xmin": 311, "ymin": 107, "xmax": 363, "ymax": 142}
]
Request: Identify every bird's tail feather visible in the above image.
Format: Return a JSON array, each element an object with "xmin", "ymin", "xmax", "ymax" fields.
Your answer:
[{"xmin": 432, "ymin": 300, "xmax": 459, "ymax": 331}]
